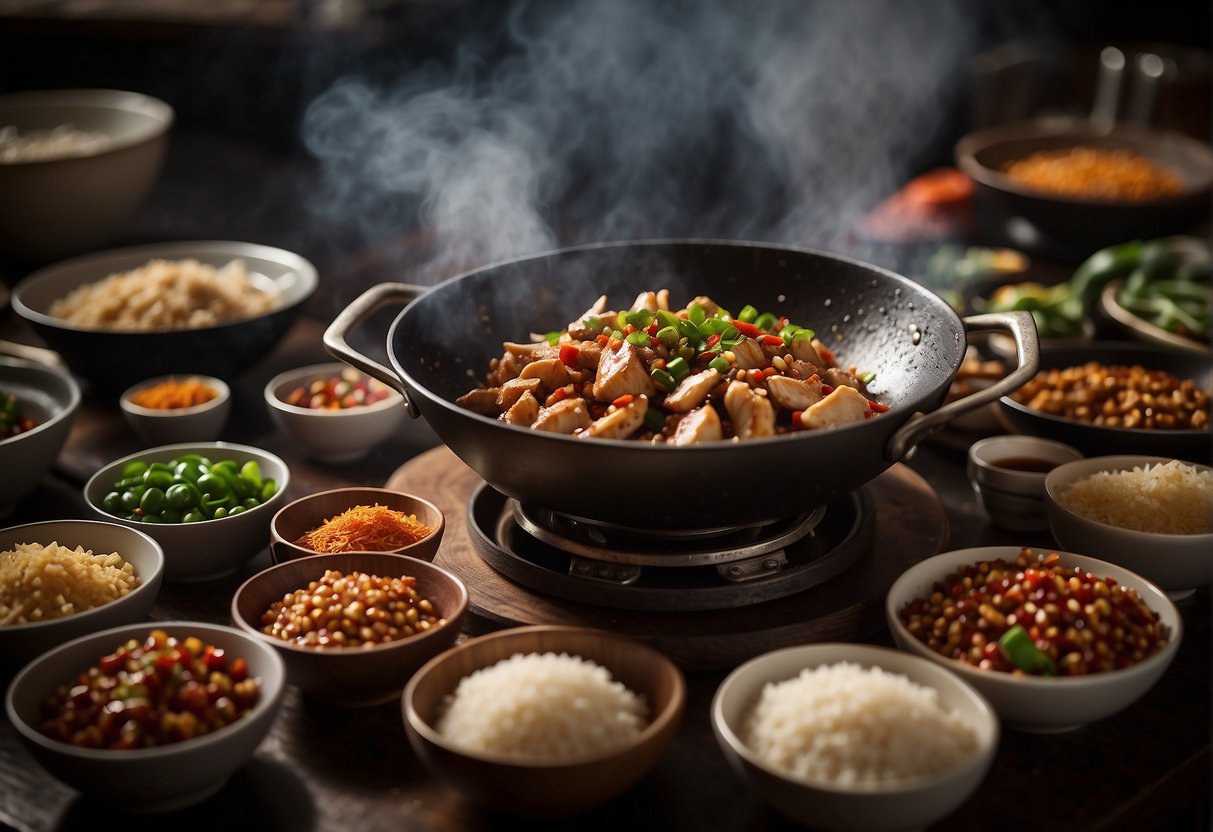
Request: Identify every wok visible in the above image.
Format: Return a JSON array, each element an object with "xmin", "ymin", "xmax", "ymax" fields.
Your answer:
[{"xmin": 325, "ymin": 240, "xmax": 1038, "ymax": 531}]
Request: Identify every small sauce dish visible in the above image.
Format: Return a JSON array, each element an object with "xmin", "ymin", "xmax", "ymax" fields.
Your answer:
[{"xmin": 967, "ymin": 435, "xmax": 1082, "ymax": 530}]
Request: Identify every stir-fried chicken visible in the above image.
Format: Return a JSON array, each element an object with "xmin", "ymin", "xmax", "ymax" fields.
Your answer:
[{"xmin": 459, "ymin": 290, "xmax": 887, "ymax": 442}]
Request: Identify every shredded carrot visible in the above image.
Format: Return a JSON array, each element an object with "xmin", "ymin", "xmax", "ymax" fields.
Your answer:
[
  {"xmin": 294, "ymin": 503, "xmax": 434, "ymax": 553},
  {"xmin": 130, "ymin": 377, "xmax": 218, "ymax": 410}
]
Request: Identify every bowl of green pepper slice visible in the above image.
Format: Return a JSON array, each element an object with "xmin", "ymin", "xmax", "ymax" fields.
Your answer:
[{"xmin": 83, "ymin": 442, "xmax": 290, "ymax": 582}]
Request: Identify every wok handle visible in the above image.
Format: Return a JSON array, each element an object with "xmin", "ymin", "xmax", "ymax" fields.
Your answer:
[
  {"xmin": 323, "ymin": 282, "xmax": 428, "ymax": 418},
  {"xmin": 887, "ymin": 310, "xmax": 1040, "ymax": 461}
]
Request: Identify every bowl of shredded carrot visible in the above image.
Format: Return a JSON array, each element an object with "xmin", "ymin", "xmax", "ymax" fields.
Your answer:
[
  {"xmin": 119, "ymin": 374, "xmax": 231, "ymax": 445},
  {"xmin": 269, "ymin": 486, "xmax": 445, "ymax": 565}
]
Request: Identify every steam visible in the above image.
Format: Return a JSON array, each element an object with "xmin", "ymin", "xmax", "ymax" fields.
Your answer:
[{"xmin": 301, "ymin": 0, "xmax": 1033, "ymax": 284}]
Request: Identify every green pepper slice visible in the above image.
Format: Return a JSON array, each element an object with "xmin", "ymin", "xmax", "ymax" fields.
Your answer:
[{"xmin": 998, "ymin": 625, "xmax": 1056, "ymax": 676}]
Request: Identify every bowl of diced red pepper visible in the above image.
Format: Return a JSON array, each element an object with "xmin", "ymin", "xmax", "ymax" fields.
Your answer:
[{"xmin": 264, "ymin": 363, "xmax": 406, "ymax": 463}]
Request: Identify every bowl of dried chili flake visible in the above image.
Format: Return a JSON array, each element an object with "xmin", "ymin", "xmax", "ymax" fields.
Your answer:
[
  {"xmin": 119, "ymin": 374, "xmax": 230, "ymax": 445},
  {"xmin": 269, "ymin": 486, "xmax": 445, "ymax": 565}
]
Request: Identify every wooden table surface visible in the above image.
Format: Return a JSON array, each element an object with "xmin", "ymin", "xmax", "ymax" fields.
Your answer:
[{"xmin": 0, "ymin": 315, "xmax": 1208, "ymax": 832}]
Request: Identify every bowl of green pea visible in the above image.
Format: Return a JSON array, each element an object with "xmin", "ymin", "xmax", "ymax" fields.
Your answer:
[{"xmin": 83, "ymin": 442, "xmax": 290, "ymax": 582}]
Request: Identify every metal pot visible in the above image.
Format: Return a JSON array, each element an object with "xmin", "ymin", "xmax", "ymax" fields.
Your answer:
[{"xmin": 325, "ymin": 240, "xmax": 1038, "ymax": 530}]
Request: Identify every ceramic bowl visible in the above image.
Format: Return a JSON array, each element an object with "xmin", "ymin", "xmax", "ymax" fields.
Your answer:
[
  {"xmin": 5, "ymin": 621, "xmax": 285, "ymax": 812},
  {"xmin": 997, "ymin": 341, "xmax": 1212, "ymax": 463},
  {"xmin": 0, "ymin": 355, "xmax": 81, "ymax": 515},
  {"xmin": 83, "ymin": 442, "xmax": 290, "ymax": 582},
  {"xmin": 711, "ymin": 643, "xmax": 998, "ymax": 832},
  {"xmin": 886, "ymin": 546, "xmax": 1181, "ymax": 733},
  {"xmin": 231, "ymin": 552, "xmax": 467, "ymax": 706},
  {"xmin": 0, "ymin": 89, "xmax": 173, "ymax": 264},
  {"xmin": 402, "ymin": 624, "xmax": 686, "ymax": 818},
  {"xmin": 263, "ymin": 362, "xmax": 406, "ymax": 463},
  {"xmin": 966, "ymin": 435, "xmax": 1083, "ymax": 531},
  {"xmin": 119, "ymin": 374, "xmax": 232, "ymax": 445},
  {"xmin": 1045, "ymin": 455, "xmax": 1213, "ymax": 597},
  {"xmin": 11, "ymin": 240, "xmax": 317, "ymax": 393},
  {"xmin": 0, "ymin": 519, "xmax": 164, "ymax": 669},
  {"xmin": 268, "ymin": 486, "xmax": 445, "ymax": 565}
]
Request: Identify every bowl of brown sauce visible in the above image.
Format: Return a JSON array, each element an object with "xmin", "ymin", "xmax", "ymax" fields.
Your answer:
[{"xmin": 967, "ymin": 435, "xmax": 1083, "ymax": 531}]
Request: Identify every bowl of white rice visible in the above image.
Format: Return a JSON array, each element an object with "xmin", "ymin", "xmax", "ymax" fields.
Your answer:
[
  {"xmin": 0, "ymin": 88, "xmax": 173, "ymax": 265},
  {"xmin": 711, "ymin": 643, "xmax": 997, "ymax": 832},
  {"xmin": 1045, "ymin": 455, "xmax": 1213, "ymax": 596},
  {"xmin": 0, "ymin": 519, "xmax": 164, "ymax": 669},
  {"xmin": 402, "ymin": 624, "xmax": 685, "ymax": 818}
]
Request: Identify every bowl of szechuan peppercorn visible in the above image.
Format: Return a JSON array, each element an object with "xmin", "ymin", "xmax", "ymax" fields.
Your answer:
[
  {"xmin": 4, "ymin": 620, "xmax": 285, "ymax": 812},
  {"xmin": 119, "ymin": 374, "xmax": 231, "ymax": 445},
  {"xmin": 264, "ymin": 362, "xmax": 405, "ymax": 463},
  {"xmin": 230, "ymin": 551, "xmax": 468, "ymax": 707},
  {"xmin": 885, "ymin": 546, "xmax": 1180, "ymax": 733},
  {"xmin": 83, "ymin": 441, "xmax": 290, "ymax": 582}
]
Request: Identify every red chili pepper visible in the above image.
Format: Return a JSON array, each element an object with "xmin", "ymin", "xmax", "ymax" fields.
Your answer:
[
  {"xmin": 805, "ymin": 373, "xmax": 821, "ymax": 384},
  {"xmin": 868, "ymin": 400, "xmax": 890, "ymax": 413},
  {"xmin": 559, "ymin": 343, "xmax": 580, "ymax": 368},
  {"xmin": 611, "ymin": 394, "xmax": 635, "ymax": 408},
  {"xmin": 733, "ymin": 320, "xmax": 762, "ymax": 338},
  {"xmin": 819, "ymin": 346, "xmax": 835, "ymax": 363},
  {"xmin": 596, "ymin": 334, "xmax": 609, "ymax": 347},
  {"xmin": 647, "ymin": 322, "xmax": 659, "ymax": 335},
  {"xmin": 609, "ymin": 338, "xmax": 623, "ymax": 351},
  {"xmin": 791, "ymin": 410, "xmax": 804, "ymax": 429},
  {"xmin": 761, "ymin": 334, "xmax": 783, "ymax": 346},
  {"xmin": 545, "ymin": 388, "xmax": 567, "ymax": 406},
  {"xmin": 821, "ymin": 384, "xmax": 835, "ymax": 395},
  {"xmin": 706, "ymin": 333, "xmax": 722, "ymax": 350},
  {"xmin": 762, "ymin": 367, "xmax": 778, "ymax": 377}
]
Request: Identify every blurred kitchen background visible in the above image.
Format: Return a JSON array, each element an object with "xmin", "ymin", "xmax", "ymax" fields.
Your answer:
[{"xmin": 1, "ymin": 0, "xmax": 1209, "ymax": 318}]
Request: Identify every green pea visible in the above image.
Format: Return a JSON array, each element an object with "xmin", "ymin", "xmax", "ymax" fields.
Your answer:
[
  {"xmin": 210, "ymin": 460, "xmax": 238, "ymax": 476},
  {"xmin": 227, "ymin": 505, "xmax": 246, "ymax": 516},
  {"xmin": 174, "ymin": 453, "xmax": 210, "ymax": 466},
  {"xmin": 242, "ymin": 497, "xmax": 260, "ymax": 509},
  {"xmin": 166, "ymin": 483, "xmax": 200, "ymax": 512},
  {"xmin": 121, "ymin": 461, "xmax": 148, "ymax": 479},
  {"xmin": 212, "ymin": 506, "xmax": 229, "ymax": 519},
  {"xmin": 182, "ymin": 509, "xmax": 205, "ymax": 523},
  {"xmin": 160, "ymin": 508, "xmax": 182, "ymax": 524},
  {"xmin": 114, "ymin": 475, "xmax": 145, "ymax": 490},
  {"xmin": 120, "ymin": 489, "xmax": 144, "ymax": 513},
  {"xmin": 140, "ymin": 513, "xmax": 163, "ymax": 523},
  {"xmin": 239, "ymin": 461, "xmax": 262, "ymax": 489},
  {"xmin": 260, "ymin": 480, "xmax": 278, "ymax": 502},
  {"xmin": 142, "ymin": 470, "xmax": 174, "ymax": 490},
  {"xmin": 102, "ymin": 491, "xmax": 124, "ymax": 514},
  {"xmin": 174, "ymin": 461, "xmax": 205, "ymax": 481},
  {"xmin": 139, "ymin": 487, "xmax": 167, "ymax": 515},
  {"xmin": 196, "ymin": 474, "xmax": 231, "ymax": 498}
]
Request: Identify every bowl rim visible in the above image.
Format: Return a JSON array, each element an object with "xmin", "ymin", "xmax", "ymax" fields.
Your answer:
[
  {"xmin": 0, "ymin": 354, "xmax": 82, "ymax": 447},
  {"xmin": 263, "ymin": 362, "xmax": 404, "ymax": 417},
  {"xmin": 4, "ymin": 620, "xmax": 285, "ymax": 760},
  {"xmin": 955, "ymin": 117, "xmax": 1213, "ymax": 207},
  {"xmin": 1099, "ymin": 280, "xmax": 1210, "ymax": 356},
  {"xmin": 229, "ymin": 551, "xmax": 468, "ymax": 657},
  {"xmin": 83, "ymin": 440, "xmax": 291, "ymax": 526},
  {"xmin": 270, "ymin": 486, "xmax": 444, "ymax": 553},
  {"xmin": 119, "ymin": 374, "xmax": 232, "ymax": 418},
  {"xmin": 402, "ymin": 623, "xmax": 687, "ymax": 769},
  {"xmin": 0, "ymin": 88, "xmax": 175, "ymax": 165},
  {"xmin": 1044, "ymin": 455, "xmax": 1213, "ymax": 541},
  {"xmin": 0, "ymin": 519, "xmax": 164, "ymax": 633},
  {"xmin": 11, "ymin": 240, "xmax": 319, "ymax": 335},
  {"xmin": 710, "ymin": 641, "xmax": 999, "ymax": 795},
  {"xmin": 885, "ymin": 545, "xmax": 1183, "ymax": 690}
]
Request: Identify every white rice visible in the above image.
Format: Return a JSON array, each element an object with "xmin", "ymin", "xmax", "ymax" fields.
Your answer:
[
  {"xmin": 1058, "ymin": 460, "xmax": 1213, "ymax": 535},
  {"xmin": 435, "ymin": 651, "xmax": 648, "ymax": 760},
  {"xmin": 0, "ymin": 124, "xmax": 112, "ymax": 162},
  {"xmin": 0, "ymin": 541, "xmax": 139, "ymax": 626},
  {"xmin": 741, "ymin": 661, "xmax": 979, "ymax": 786}
]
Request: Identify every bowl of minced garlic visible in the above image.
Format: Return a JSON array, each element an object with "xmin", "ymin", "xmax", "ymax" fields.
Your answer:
[{"xmin": 270, "ymin": 487, "xmax": 445, "ymax": 565}]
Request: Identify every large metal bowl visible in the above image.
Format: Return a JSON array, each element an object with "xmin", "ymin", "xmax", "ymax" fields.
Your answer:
[{"xmin": 326, "ymin": 240, "xmax": 1038, "ymax": 531}]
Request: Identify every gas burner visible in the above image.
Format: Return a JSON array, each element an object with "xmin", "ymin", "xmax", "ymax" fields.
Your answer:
[
  {"xmin": 510, "ymin": 501, "xmax": 827, "ymax": 567},
  {"xmin": 468, "ymin": 483, "xmax": 875, "ymax": 612}
]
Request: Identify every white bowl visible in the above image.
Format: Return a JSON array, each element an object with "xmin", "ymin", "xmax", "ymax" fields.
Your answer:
[
  {"xmin": 264, "ymin": 362, "xmax": 405, "ymax": 463},
  {"xmin": 0, "ymin": 89, "xmax": 173, "ymax": 264},
  {"xmin": 967, "ymin": 435, "xmax": 1083, "ymax": 531},
  {"xmin": 711, "ymin": 643, "xmax": 998, "ymax": 832},
  {"xmin": 83, "ymin": 442, "xmax": 290, "ymax": 582},
  {"xmin": 886, "ymin": 546, "xmax": 1181, "ymax": 733},
  {"xmin": 119, "ymin": 375, "xmax": 232, "ymax": 445},
  {"xmin": 0, "ymin": 519, "xmax": 164, "ymax": 669},
  {"xmin": 5, "ymin": 621, "xmax": 285, "ymax": 812},
  {"xmin": 0, "ymin": 355, "xmax": 81, "ymax": 515},
  {"xmin": 1045, "ymin": 455, "xmax": 1213, "ymax": 597}
]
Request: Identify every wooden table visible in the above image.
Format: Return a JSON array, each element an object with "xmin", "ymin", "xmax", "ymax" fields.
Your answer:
[{"xmin": 0, "ymin": 316, "xmax": 1208, "ymax": 832}]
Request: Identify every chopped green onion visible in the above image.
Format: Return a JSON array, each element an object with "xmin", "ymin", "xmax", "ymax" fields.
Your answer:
[
  {"xmin": 650, "ymin": 368, "xmax": 677, "ymax": 391},
  {"xmin": 688, "ymin": 303, "xmax": 706, "ymax": 325},
  {"xmin": 708, "ymin": 356, "xmax": 730, "ymax": 374},
  {"xmin": 676, "ymin": 318, "xmax": 701, "ymax": 341},
  {"xmin": 738, "ymin": 304, "xmax": 758, "ymax": 323},
  {"xmin": 666, "ymin": 356, "xmax": 690, "ymax": 381},
  {"xmin": 643, "ymin": 407, "xmax": 665, "ymax": 432},
  {"xmin": 625, "ymin": 331, "xmax": 651, "ymax": 347},
  {"xmin": 860, "ymin": 370, "xmax": 877, "ymax": 383},
  {"xmin": 656, "ymin": 310, "xmax": 681, "ymax": 331},
  {"xmin": 544, "ymin": 331, "xmax": 561, "ymax": 345},
  {"xmin": 656, "ymin": 325, "xmax": 680, "ymax": 346},
  {"xmin": 753, "ymin": 312, "xmax": 778, "ymax": 332},
  {"xmin": 582, "ymin": 315, "xmax": 602, "ymax": 330},
  {"xmin": 791, "ymin": 328, "xmax": 815, "ymax": 343},
  {"xmin": 625, "ymin": 309, "xmax": 655, "ymax": 329}
]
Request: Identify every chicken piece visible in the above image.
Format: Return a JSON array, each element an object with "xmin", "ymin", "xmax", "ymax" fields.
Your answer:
[
  {"xmin": 531, "ymin": 397, "xmax": 592, "ymax": 434},
  {"xmin": 486, "ymin": 352, "xmax": 524, "ymax": 387},
  {"xmin": 569, "ymin": 340, "xmax": 601, "ymax": 370},
  {"xmin": 519, "ymin": 358, "xmax": 570, "ymax": 392},
  {"xmin": 496, "ymin": 377, "xmax": 542, "ymax": 409},
  {"xmin": 655, "ymin": 289, "xmax": 670, "ymax": 311},
  {"xmin": 788, "ymin": 359, "xmax": 823, "ymax": 380},
  {"xmin": 456, "ymin": 388, "xmax": 502, "ymax": 415},
  {"xmin": 825, "ymin": 366, "xmax": 869, "ymax": 396},
  {"xmin": 503, "ymin": 341, "xmax": 559, "ymax": 362},
  {"xmin": 800, "ymin": 384, "xmax": 870, "ymax": 430},
  {"xmin": 500, "ymin": 390, "xmax": 540, "ymax": 426},
  {"xmin": 663, "ymin": 368, "xmax": 722, "ymax": 413},
  {"xmin": 592, "ymin": 341, "xmax": 656, "ymax": 402},
  {"xmin": 567, "ymin": 295, "xmax": 609, "ymax": 339},
  {"xmin": 581, "ymin": 395, "xmax": 648, "ymax": 440},
  {"xmin": 724, "ymin": 381, "xmax": 775, "ymax": 439},
  {"xmin": 766, "ymin": 375, "xmax": 824, "ymax": 411},
  {"xmin": 669, "ymin": 405, "xmax": 723, "ymax": 446},
  {"xmin": 789, "ymin": 335, "xmax": 825, "ymax": 366},
  {"xmin": 630, "ymin": 291, "xmax": 659, "ymax": 312},
  {"xmin": 730, "ymin": 337, "xmax": 769, "ymax": 370},
  {"xmin": 684, "ymin": 295, "xmax": 720, "ymax": 317}
]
